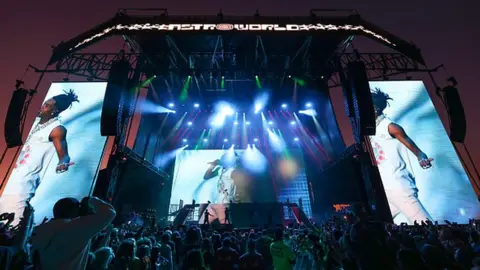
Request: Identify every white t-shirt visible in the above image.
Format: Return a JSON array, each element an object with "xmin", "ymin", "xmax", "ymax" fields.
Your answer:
[
  {"xmin": 369, "ymin": 115, "xmax": 417, "ymax": 192},
  {"xmin": 3, "ymin": 117, "xmax": 61, "ymax": 196},
  {"xmin": 216, "ymin": 167, "xmax": 236, "ymax": 203}
]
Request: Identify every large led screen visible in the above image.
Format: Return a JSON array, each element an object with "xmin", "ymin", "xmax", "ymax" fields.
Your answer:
[
  {"xmin": 368, "ymin": 81, "xmax": 480, "ymax": 224},
  {"xmin": 0, "ymin": 82, "xmax": 108, "ymax": 224},
  {"xmin": 169, "ymin": 149, "xmax": 311, "ymax": 222}
]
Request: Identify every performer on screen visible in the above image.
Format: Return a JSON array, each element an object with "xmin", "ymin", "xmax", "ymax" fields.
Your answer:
[
  {"xmin": 204, "ymin": 152, "xmax": 241, "ymax": 204},
  {"xmin": 369, "ymin": 88, "xmax": 434, "ymax": 223},
  {"xmin": 0, "ymin": 89, "xmax": 78, "ymax": 224}
]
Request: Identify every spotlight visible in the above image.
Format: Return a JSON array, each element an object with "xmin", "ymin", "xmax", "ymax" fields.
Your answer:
[
  {"xmin": 224, "ymin": 138, "xmax": 228, "ymax": 142},
  {"xmin": 305, "ymin": 102, "xmax": 312, "ymax": 108},
  {"xmin": 168, "ymin": 103, "xmax": 175, "ymax": 108},
  {"xmin": 194, "ymin": 103, "xmax": 200, "ymax": 108},
  {"xmin": 187, "ymin": 121, "xmax": 192, "ymax": 126},
  {"xmin": 246, "ymin": 121, "xmax": 251, "ymax": 125},
  {"xmin": 281, "ymin": 103, "xmax": 287, "ymax": 109},
  {"xmin": 268, "ymin": 121, "xmax": 274, "ymax": 125},
  {"xmin": 203, "ymin": 138, "xmax": 208, "ymax": 142},
  {"xmin": 222, "ymin": 106, "xmax": 234, "ymax": 116},
  {"xmin": 254, "ymin": 103, "xmax": 262, "ymax": 113},
  {"xmin": 234, "ymin": 121, "xmax": 239, "ymax": 125},
  {"xmin": 182, "ymin": 139, "xmax": 187, "ymax": 143},
  {"xmin": 253, "ymin": 138, "xmax": 259, "ymax": 142},
  {"xmin": 294, "ymin": 137, "xmax": 299, "ymax": 141},
  {"xmin": 290, "ymin": 121, "xmax": 296, "ymax": 125}
]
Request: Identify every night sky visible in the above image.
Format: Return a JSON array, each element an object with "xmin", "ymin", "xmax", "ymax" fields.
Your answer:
[{"xmin": 0, "ymin": 1, "xmax": 478, "ymax": 186}]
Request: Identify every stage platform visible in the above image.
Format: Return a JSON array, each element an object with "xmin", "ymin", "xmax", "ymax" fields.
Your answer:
[{"xmin": 171, "ymin": 202, "xmax": 312, "ymax": 229}]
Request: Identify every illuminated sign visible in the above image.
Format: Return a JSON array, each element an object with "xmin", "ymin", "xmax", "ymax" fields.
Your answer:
[
  {"xmin": 333, "ymin": 204, "xmax": 351, "ymax": 212},
  {"xmin": 71, "ymin": 23, "xmax": 394, "ymax": 50}
]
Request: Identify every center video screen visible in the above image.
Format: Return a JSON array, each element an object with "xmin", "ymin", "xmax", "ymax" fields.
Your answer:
[
  {"xmin": 169, "ymin": 149, "xmax": 311, "ymax": 217},
  {"xmin": 368, "ymin": 80, "xmax": 480, "ymax": 225}
]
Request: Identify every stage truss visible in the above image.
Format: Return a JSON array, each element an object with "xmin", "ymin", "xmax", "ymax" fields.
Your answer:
[{"xmin": 38, "ymin": 50, "xmax": 430, "ymax": 87}]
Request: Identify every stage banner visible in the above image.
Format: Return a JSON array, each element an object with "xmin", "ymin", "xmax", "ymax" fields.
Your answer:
[
  {"xmin": 368, "ymin": 81, "xmax": 480, "ymax": 224},
  {"xmin": 0, "ymin": 82, "xmax": 108, "ymax": 224}
]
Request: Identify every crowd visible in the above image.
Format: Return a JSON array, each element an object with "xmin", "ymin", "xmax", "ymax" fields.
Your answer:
[{"xmin": 1, "ymin": 197, "xmax": 480, "ymax": 269}]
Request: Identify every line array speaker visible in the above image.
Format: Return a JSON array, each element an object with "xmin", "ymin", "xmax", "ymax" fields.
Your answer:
[
  {"xmin": 347, "ymin": 61, "xmax": 376, "ymax": 137},
  {"xmin": 442, "ymin": 86, "xmax": 466, "ymax": 143},
  {"xmin": 4, "ymin": 89, "xmax": 29, "ymax": 148},
  {"xmin": 100, "ymin": 60, "xmax": 131, "ymax": 136}
]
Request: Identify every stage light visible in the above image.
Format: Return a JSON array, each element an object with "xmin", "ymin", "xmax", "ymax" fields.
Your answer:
[
  {"xmin": 224, "ymin": 138, "xmax": 228, "ymax": 142},
  {"xmin": 246, "ymin": 121, "xmax": 251, "ymax": 125},
  {"xmin": 294, "ymin": 137, "xmax": 299, "ymax": 141},
  {"xmin": 194, "ymin": 103, "xmax": 200, "ymax": 108},
  {"xmin": 254, "ymin": 138, "xmax": 259, "ymax": 142},
  {"xmin": 187, "ymin": 121, "xmax": 192, "ymax": 126},
  {"xmin": 290, "ymin": 121, "xmax": 296, "ymax": 125},
  {"xmin": 281, "ymin": 103, "xmax": 287, "ymax": 109},
  {"xmin": 203, "ymin": 138, "xmax": 208, "ymax": 142},
  {"xmin": 254, "ymin": 103, "xmax": 262, "ymax": 113},
  {"xmin": 234, "ymin": 121, "xmax": 239, "ymax": 125},
  {"xmin": 182, "ymin": 139, "xmax": 187, "ymax": 143},
  {"xmin": 268, "ymin": 121, "xmax": 274, "ymax": 125},
  {"xmin": 298, "ymin": 109, "xmax": 317, "ymax": 117},
  {"xmin": 168, "ymin": 103, "xmax": 174, "ymax": 108},
  {"xmin": 172, "ymin": 111, "xmax": 176, "ymax": 114},
  {"xmin": 306, "ymin": 102, "xmax": 312, "ymax": 108},
  {"xmin": 222, "ymin": 105, "xmax": 234, "ymax": 116}
]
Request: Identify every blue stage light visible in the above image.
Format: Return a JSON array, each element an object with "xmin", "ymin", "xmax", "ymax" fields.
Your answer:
[
  {"xmin": 294, "ymin": 137, "xmax": 299, "ymax": 141},
  {"xmin": 268, "ymin": 121, "xmax": 274, "ymax": 125},
  {"xmin": 246, "ymin": 121, "xmax": 251, "ymax": 125},
  {"xmin": 253, "ymin": 138, "xmax": 259, "ymax": 142},
  {"xmin": 224, "ymin": 138, "xmax": 228, "ymax": 142},
  {"xmin": 187, "ymin": 121, "xmax": 192, "ymax": 126},
  {"xmin": 306, "ymin": 102, "xmax": 312, "ymax": 108},
  {"xmin": 168, "ymin": 103, "xmax": 174, "ymax": 108},
  {"xmin": 281, "ymin": 103, "xmax": 287, "ymax": 109},
  {"xmin": 194, "ymin": 103, "xmax": 200, "ymax": 108},
  {"xmin": 290, "ymin": 121, "xmax": 296, "ymax": 125}
]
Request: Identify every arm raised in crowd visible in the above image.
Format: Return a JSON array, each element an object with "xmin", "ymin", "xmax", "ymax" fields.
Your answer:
[{"xmin": 64, "ymin": 197, "xmax": 116, "ymax": 240}]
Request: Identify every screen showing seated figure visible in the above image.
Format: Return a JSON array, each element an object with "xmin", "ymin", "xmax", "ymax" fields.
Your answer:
[
  {"xmin": 169, "ymin": 148, "xmax": 311, "ymax": 223},
  {"xmin": 0, "ymin": 82, "xmax": 108, "ymax": 225},
  {"xmin": 368, "ymin": 80, "xmax": 480, "ymax": 224}
]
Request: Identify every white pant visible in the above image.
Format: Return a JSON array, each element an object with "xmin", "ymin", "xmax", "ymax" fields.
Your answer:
[
  {"xmin": 0, "ymin": 193, "xmax": 33, "ymax": 226},
  {"xmin": 386, "ymin": 189, "xmax": 432, "ymax": 224}
]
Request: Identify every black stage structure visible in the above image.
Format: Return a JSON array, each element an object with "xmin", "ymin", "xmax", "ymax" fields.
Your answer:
[{"xmin": 4, "ymin": 9, "xmax": 458, "ymax": 227}]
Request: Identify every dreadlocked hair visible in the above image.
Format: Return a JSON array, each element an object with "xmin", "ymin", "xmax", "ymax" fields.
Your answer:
[
  {"xmin": 53, "ymin": 89, "xmax": 79, "ymax": 113},
  {"xmin": 371, "ymin": 87, "xmax": 392, "ymax": 114}
]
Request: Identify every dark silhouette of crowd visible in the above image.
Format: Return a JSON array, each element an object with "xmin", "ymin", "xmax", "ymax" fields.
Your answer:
[{"xmin": 1, "ymin": 198, "xmax": 480, "ymax": 270}]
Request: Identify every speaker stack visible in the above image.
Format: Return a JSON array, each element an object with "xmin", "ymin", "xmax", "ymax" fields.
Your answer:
[
  {"xmin": 442, "ymin": 86, "xmax": 466, "ymax": 143},
  {"xmin": 347, "ymin": 61, "xmax": 376, "ymax": 137},
  {"xmin": 4, "ymin": 88, "xmax": 29, "ymax": 148},
  {"xmin": 100, "ymin": 60, "xmax": 131, "ymax": 136}
]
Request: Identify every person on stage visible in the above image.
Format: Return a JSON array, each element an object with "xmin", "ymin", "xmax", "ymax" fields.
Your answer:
[
  {"xmin": 369, "ymin": 88, "xmax": 434, "ymax": 223},
  {"xmin": 204, "ymin": 209, "xmax": 211, "ymax": 225},
  {"xmin": 0, "ymin": 90, "xmax": 78, "ymax": 224},
  {"xmin": 224, "ymin": 206, "xmax": 231, "ymax": 224},
  {"xmin": 204, "ymin": 152, "xmax": 241, "ymax": 204}
]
